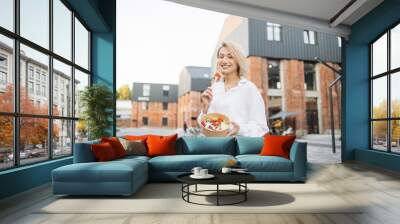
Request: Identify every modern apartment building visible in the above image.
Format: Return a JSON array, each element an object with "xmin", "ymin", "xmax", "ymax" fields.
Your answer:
[
  {"xmin": 177, "ymin": 66, "xmax": 211, "ymax": 129},
  {"xmin": 212, "ymin": 16, "xmax": 342, "ymax": 135},
  {"xmin": 131, "ymin": 83, "xmax": 178, "ymax": 129},
  {"xmin": 0, "ymin": 42, "xmax": 75, "ymax": 149}
]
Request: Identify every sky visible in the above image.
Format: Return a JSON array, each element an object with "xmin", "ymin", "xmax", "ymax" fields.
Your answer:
[{"xmin": 116, "ymin": 0, "xmax": 228, "ymax": 88}]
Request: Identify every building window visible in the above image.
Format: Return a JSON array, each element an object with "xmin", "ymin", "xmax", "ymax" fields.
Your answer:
[
  {"xmin": 142, "ymin": 117, "xmax": 148, "ymax": 126},
  {"xmin": 0, "ymin": 55, "xmax": 7, "ymax": 67},
  {"xmin": 371, "ymin": 23, "xmax": 400, "ymax": 153},
  {"xmin": 142, "ymin": 101, "xmax": 149, "ymax": 110},
  {"xmin": 0, "ymin": 54, "xmax": 7, "ymax": 90},
  {"xmin": 0, "ymin": 71, "xmax": 6, "ymax": 85},
  {"xmin": 41, "ymin": 73, "xmax": 46, "ymax": 82},
  {"xmin": 306, "ymin": 97, "xmax": 319, "ymax": 134},
  {"xmin": 337, "ymin": 36, "xmax": 342, "ymax": 47},
  {"xmin": 35, "ymin": 70, "xmax": 41, "ymax": 80},
  {"xmin": 36, "ymin": 83, "xmax": 40, "ymax": 95},
  {"xmin": 143, "ymin": 84, "xmax": 150, "ymax": 96},
  {"xmin": 266, "ymin": 22, "xmax": 281, "ymax": 41},
  {"xmin": 268, "ymin": 96, "xmax": 282, "ymax": 134},
  {"xmin": 162, "ymin": 117, "xmax": 168, "ymax": 126},
  {"xmin": 268, "ymin": 60, "xmax": 280, "ymax": 89},
  {"xmin": 303, "ymin": 30, "xmax": 317, "ymax": 45},
  {"xmin": 162, "ymin": 102, "xmax": 168, "ymax": 111},
  {"xmin": 268, "ymin": 96, "xmax": 282, "ymax": 117},
  {"xmin": 304, "ymin": 62, "xmax": 316, "ymax": 91},
  {"xmin": 41, "ymin": 85, "xmax": 46, "ymax": 97},
  {"xmin": 162, "ymin": 85, "xmax": 169, "ymax": 97},
  {"xmin": 0, "ymin": 0, "xmax": 91, "ymax": 170},
  {"xmin": 28, "ymin": 67, "xmax": 34, "ymax": 79},
  {"xmin": 27, "ymin": 81, "xmax": 33, "ymax": 94}
]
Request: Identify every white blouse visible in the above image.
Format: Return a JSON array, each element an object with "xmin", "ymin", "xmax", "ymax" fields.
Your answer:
[{"xmin": 198, "ymin": 78, "xmax": 269, "ymax": 137}]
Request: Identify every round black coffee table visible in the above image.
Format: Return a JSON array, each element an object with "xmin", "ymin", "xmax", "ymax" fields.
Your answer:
[{"xmin": 177, "ymin": 173, "xmax": 255, "ymax": 206}]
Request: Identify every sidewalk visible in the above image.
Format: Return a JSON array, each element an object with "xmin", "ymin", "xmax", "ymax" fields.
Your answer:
[{"xmin": 299, "ymin": 134, "xmax": 342, "ymax": 164}]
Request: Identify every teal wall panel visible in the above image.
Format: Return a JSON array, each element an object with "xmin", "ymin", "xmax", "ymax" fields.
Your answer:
[
  {"xmin": 91, "ymin": 32, "xmax": 115, "ymax": 135},
  {"xmin": 0, "ymin": 158, "xmax": 72, "ymax": 199},
  {"xmin": 343, "ymin": 0, "xmax": 400, "ymax": 171}
]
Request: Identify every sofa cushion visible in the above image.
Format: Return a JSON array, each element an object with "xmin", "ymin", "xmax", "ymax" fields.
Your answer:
[
  {"xmin": 52, "ymin": 159, "xmax": 147, "ymax": 183},
  {"xmin": 124, "ymin": 135, "xmax": 149, "ymax": 142},
  {"xmin": 236, "ymin": 155, "xmax": 293, "ymax": 172},
  {"xmin": 147, "ymin": 134, "xmax": 178, "ymax": 157},
  {"xmin": 119, "ymin": 138, "xmax": 147, "ymax": 156},
  {"xmin": 260, "ymin": 135, "xmax": 296, "ymax": 159},
  {"xmin": 91, "ymin": 142, "xmax": 118, "ymax": 161},
  {"xmin": 149, "ymin": 154, "xmax": 235, "ymax": 172},
  {"xmin": 101, "ymin": 137, "xmax": 127, "ymax": 158},
  {"xmin": 236, "ymin": 137, "xmax": 263, "ymax": 155},
  {"xmin": 178, "ymin": 136, "xmax": 236, "ymax": 155}
]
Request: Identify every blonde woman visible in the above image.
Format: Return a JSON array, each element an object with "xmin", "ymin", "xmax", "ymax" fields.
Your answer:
[{"xmin": 198, "ymin": 41, "xmax": 269, "ymax": 137}]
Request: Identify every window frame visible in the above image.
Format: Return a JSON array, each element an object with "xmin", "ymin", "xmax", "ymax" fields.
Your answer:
[
  {"xmin": 303, "ymin": 62, "xmax": 317, "ymax": 91},
  {"xmin": 162, "ymin": 102, "xmax": 168, "ymax": 111},
  {"xmin": 162, "ymin": 117, "xmax": 168, "ymax": 126},
  {"xmin": 369, "ymin": 20, "xmax": 400, "ymax": 154},
  {"xmin": 266, "ymin": 22, "xmax": 282, "ymax": 42},
  {"xmin": 267, "ymin": 59, "xmax": 281, "ymax": 89},
  {"xmin": 303, "ymin": 30, "xmax": 317, "ymax": 45},
  {"xmin": 0, "ymin": 0, "xmax": 92, "ymax": 171}
]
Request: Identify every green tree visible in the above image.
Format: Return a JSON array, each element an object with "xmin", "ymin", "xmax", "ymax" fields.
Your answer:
[
  {"xmin": 117, "ymin": 84, "xmax": 132, "ymax": 100},
  {"xmin": 79, "ymin": 84, "xmax": 114, "ymax": 140}
]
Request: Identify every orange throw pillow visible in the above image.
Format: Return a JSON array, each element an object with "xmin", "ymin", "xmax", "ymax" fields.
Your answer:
[
  {"xmin": 259, "ymin": 135, "xmax": 296, "ymax": 159},
  {"xmin": 101, "ymin": 137, "xmax": 127, "ymax": 158},
  {"xmin": 91, "ymin": 142, "xmax": 117, "ymax": 161},
  {"xmin": 146, "ymin": 134, "xmax": 178, "ymax": 157},
  {"xmin": 124, "ymin": 135, "xmax": 149, "ymax": 141}
]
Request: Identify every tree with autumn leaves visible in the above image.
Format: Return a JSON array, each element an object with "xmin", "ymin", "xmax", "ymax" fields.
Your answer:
[
  {"xmin": 372, "ymin": 99, "xmax": 400, "ymax": 142},
  {"xmin": 0, "ymin": 84, "xmax": 59, "ymax": 152},
  {"xmin": 117, "ymin": 84, "xmax": 132, "ymax": 100}
]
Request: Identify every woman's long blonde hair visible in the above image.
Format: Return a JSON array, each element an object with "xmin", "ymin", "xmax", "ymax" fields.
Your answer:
[{"xmin": 214, "ymin": 41, "xmax": 248, "ymax": 78}]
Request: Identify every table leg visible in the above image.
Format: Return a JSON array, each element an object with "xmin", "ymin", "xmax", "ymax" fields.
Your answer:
[
  {"xmin": 195, "ymin": 184, "xmax": 198, "ymax": 192},
  {"xmin": 217, "ymin": 184, "xmax": 219, "ymax": 206},
  {"xmin": 245, "ymin": 183, "xmax": 247, "ymax": 201},
  {"xmin": 187, "ymin": 184, "xmax": 190, "ymax": 202}
]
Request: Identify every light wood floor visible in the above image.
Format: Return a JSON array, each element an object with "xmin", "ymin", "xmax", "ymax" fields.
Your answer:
[{"xmin": 1, "ymin": 162, "xmax": 400, "ymax": 224}]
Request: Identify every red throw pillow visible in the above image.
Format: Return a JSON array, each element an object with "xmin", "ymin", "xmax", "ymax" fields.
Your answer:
[
  {"xmin": 101, "ymin": 137, "xmax": 127, "ymax": 158},
  {"xmin": 146, "ymin": 134, "xmax": 178, "ymax": 157},
  {"xmin": 259, "ymin": 135, "xmax": 296, "ymax": 159},
  {"xmin": 91, "ymin": 142, "xmax": 117, "ymax": 161}
]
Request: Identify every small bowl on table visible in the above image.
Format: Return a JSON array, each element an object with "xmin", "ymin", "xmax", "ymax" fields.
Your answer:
[{"xmin": 200, "ymin": 113, "xmax": 231, "ymax": 137}]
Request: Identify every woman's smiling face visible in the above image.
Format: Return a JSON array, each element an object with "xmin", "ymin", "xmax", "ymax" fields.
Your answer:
[{"xmin": 217, "ymin": 47, "xmax": 239, "ymax": 76}]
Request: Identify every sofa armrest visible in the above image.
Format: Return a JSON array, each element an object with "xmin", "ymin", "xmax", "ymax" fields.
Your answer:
[
  {"xmin": 289, "ymin": 141, "xmax": 307, "ymax": 181},
  {"xmin": 73, "ymin": 140, "xmax": 100, "ymax": 163}
]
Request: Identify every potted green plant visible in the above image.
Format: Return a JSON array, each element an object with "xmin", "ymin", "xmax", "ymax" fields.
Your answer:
[{"xmin": 79, "ymin": 84, "xmax": 114, "ymax": 140}]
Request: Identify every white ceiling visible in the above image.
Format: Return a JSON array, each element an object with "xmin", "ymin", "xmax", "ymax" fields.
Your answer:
[
  {"xmin": 166, "ymin": 0, "xmax": 384, "ymax": 37},
  {"xmin": 226, "ymin": 0, "xmax": 352, "ymax": 22}
]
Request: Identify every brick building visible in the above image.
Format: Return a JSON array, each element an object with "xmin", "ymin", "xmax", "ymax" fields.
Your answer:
[
  {"xmin": 210, "ymin": 16, "xmax": 342, "ymax": 135},
  {"xmin": 131, "ymin": 83, "xmax": 178, "ymax": 129},
  {"xmin": 177, "ymin": 66, "xmax": 211, "ymax": 129}
]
